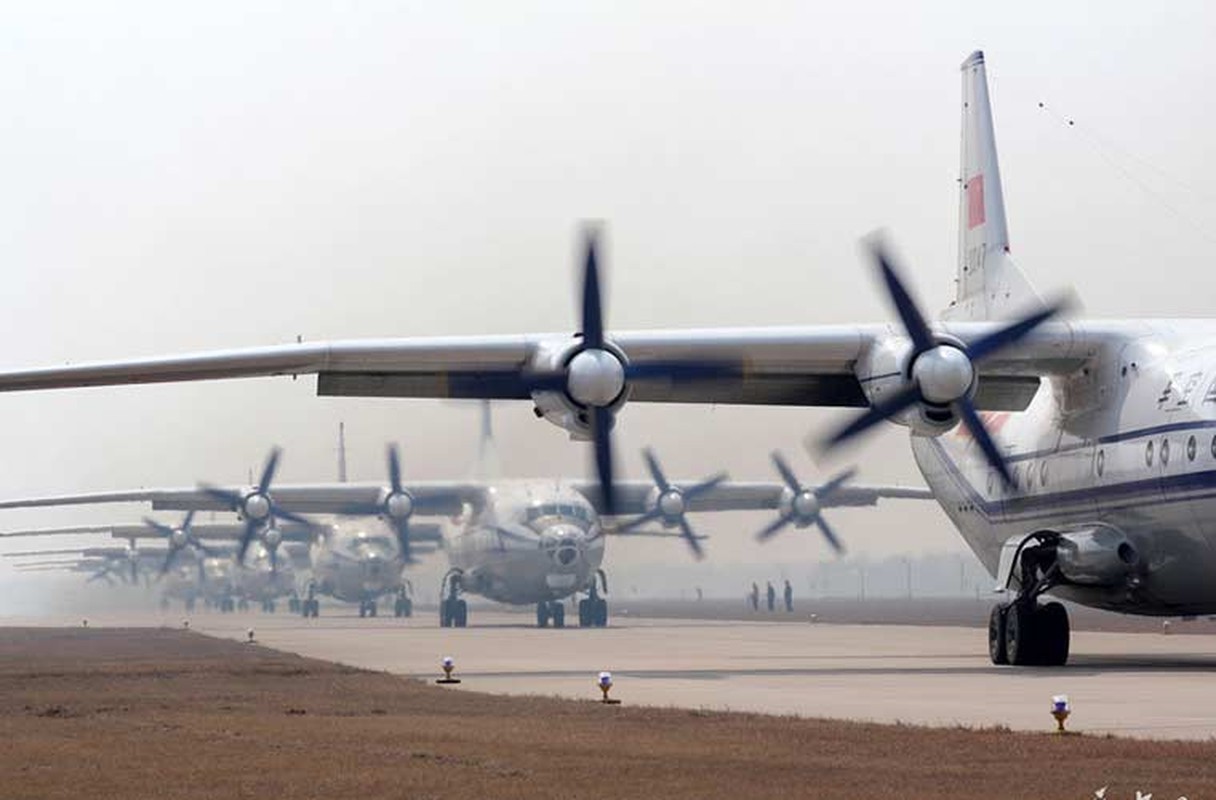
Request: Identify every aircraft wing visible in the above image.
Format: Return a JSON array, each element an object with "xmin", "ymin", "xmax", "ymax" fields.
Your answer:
[
  {"xmin": 0, "ymin": 322, "xmax": 1104, "ymax": 408},
  {"xmin": 0, "ymin": 483, "xmax": 487, "ymax": 517},
  {"xmin": 572, "ymin": 479, "xmax": 933, "ymax": 517}
]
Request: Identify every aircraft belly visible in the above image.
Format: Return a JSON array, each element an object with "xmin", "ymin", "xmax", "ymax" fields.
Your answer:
[{"xmin": 464, "ymin": 548, "xmax": 596, "ymax": 605}]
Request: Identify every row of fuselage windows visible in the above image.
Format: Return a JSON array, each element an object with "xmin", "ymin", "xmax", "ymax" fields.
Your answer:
[
  {"xmin": 523, "ymin": 503, "xmax": 593, "ymax": 524},
  {"xmin": 992, "ymin": 433, "xmax": 1216, "ymax": 496}
]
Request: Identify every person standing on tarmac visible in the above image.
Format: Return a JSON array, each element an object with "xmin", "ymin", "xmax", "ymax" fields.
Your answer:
[
  {"xmin": 783, "ymin": 579, "xmax": 793, "ymax": 612},
  {"xmin": 749, "ymin": 583, "xmax": 760, "ymax": 611},
  {"xmin": 766, "ymin": 581, "xmax": 776, "ymax": 612}
]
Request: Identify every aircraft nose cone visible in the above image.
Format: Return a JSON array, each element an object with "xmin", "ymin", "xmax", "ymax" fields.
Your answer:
[{"xmin": 556, "ymin": 546, "xmax": 578, "ymax": 566}]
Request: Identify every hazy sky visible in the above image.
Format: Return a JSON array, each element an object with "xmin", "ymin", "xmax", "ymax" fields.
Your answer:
[{"xmin": 2, "ymin": 1, "xmax": 1215, "ymax": 596}]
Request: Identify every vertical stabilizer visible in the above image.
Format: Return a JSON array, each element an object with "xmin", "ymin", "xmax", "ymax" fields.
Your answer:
[{"xmin": 944, "ymin": 51, "xmax": 1042, "ymax": 321}]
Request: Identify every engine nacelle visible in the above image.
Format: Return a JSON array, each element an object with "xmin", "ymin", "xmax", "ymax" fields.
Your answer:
[
  {"xmin": 529, "ymin": 338, "xmax": 631, "ymax": 440},
  {"xmin": 1055, "ymin": 525, "xmax": 1140, "ymax": 586},
  {"xmin": 856, "ymin": 334, "xmax": 972, "ymax": 436}
]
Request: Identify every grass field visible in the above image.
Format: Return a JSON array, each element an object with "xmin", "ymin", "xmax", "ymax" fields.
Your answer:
[{"xmin": 1, "ymin": 627, "xmax": 1213, "ymax": 799}]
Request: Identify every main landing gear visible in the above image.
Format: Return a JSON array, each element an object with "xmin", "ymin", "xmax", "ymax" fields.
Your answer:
[
  {"xmin": 989, "ymin": 537, "xmax": 1070, "ymax": 666},
  {"xmin": 358, "ymin": 599, "xmax": 378, "ymax": 618},
  {"xmin": 439, "ymin": 569, "xmax": 468, "ymax": 628},
  {"xmin": 578, "ymin": 569, "xmax": 609, "ymax": 628}
]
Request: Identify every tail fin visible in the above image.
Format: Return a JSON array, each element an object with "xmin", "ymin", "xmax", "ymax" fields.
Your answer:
[{"xmin": 943, "ymin": 51, "xmax": 1042, "ymax": 321}]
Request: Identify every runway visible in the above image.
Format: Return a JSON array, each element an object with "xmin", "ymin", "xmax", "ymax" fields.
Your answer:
[{"xmin": 171, "ymin": 609, "xmax": 1216, "ymax": 741}]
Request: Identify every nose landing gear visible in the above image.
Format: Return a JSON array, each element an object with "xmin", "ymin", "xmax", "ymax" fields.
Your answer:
[
  {"xmin": 300, "ymin": 580, "xmax": 320, "ymax": 618},
  {"xmin": 439, "ymin": 569, "xmax": 468, "ymax": 628},
  {"xmin": 578, "ymin": 569, "xmax": 609, "ymax": 628},
  {"xmin": 394, "ymin": 580, "xmax": 414, "ymax": 618},
  {"xmin": 536, "ymin": 600, "xmax": 566, "ymax": 628}
]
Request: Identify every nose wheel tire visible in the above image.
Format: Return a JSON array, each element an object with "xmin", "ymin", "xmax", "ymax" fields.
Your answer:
[{"xmin": 394, "ymin": 597, "xmax": 413, "ymax": 617}]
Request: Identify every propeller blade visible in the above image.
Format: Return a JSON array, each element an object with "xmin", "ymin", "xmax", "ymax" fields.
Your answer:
[
  {"xmin": 393, "ymin": 521, "xmax": 412, "ymax": 564},
  {"xmin": 816, "ymin": 515, "xmax": 845, "ymax": 555},
  {"xmin": 591, "ymin": 406, "xmax": 615, "ymax": 515},
  {"xmin": 641, "ymin": 448, "xmax": 670, "ymax": 492},
  {"xmin": 822, "ymin": 384, "xmax": 921, "ymax": 448},
  {"xmin": 160, "ymin": 549, "xmax": 176, "ymax": 576},
  {"xmin": 771, "ymin": 452, "xmax": 801, "ymax": 491},
  {"xmin": 873, "ymin": 244, "xmax": 935, "ymax": 355},
  {"xmin": 236, "ymin": 520, "xmax": 259, "ymax": 565},
  {"xmin": 614, "ymin": 508, "xmax": 664, "ymax": 533},
  {"xmin": 387, "ymin": 445, "xmax": 403, "ymax": 493},
  {"xmin": 269, "ymin": 507, "xmax": 312, "ymax": 527},
  {"xmin": 954, "ymin": 398, "xmax": 1013, "ymax": 486},
  {"xmin": 129, "ymin": 559, "xmax": 138, "ymax": 584},
  {"xmin": 963, "ymin": 300, "xmax": 1070, "ymax": 363},
  {"xmin": 755, "ymin": 514, "xmax": 793, "ymax": 542},
  {"xmin": 813, "ymin": 467, "xmax": 858, "ymax": 499},
  {"xmin": 258, "ymin": 448, "xmax": 282, "ymax": 493},
  {"xmin": 581, "ymin": 231, "xmax": 605, "ymax": 349},
  {"xmin": 180, "ymin": 510, "xmax": 196, "ymax": 533},
  {"xmin": 201, "ymin": 485, "xmax": 244, "ymax": 509},
  {"xmin": 682, "ymin": 472, "xmax": 728, "ymax": 500},
  {"xmin": 143, "ymin": 518, "xmax": 174, "ymax": 538},
  {"xmin": 677, "ymin": 517, "xmax": 705, "ymax": 560}
]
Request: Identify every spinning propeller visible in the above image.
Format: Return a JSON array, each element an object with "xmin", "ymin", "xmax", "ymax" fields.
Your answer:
[
  {"xmin": 201, "ymin": 448, "xmax": 310, "ymax": 564},
  {"xmin": 145, "ymin": 511, "xmax": 218, "ymax": 575},
  {"xmin": 337, "ymin": 444, "xmax": 420, "ymax": 563},
  {"xmin": 754, "ymin": 452, "xmax": 853, "ymax": 554},
  {"xmin": 512, "ymin": 229, "xmax": 737, "ymax": 513},
  {"xmin": 615, "ymin": 448, "xmax": 726, "ymax": 559},
  {"xmin": 823, "ymin": 241, "xmax": 1068, "ymax": 485}
]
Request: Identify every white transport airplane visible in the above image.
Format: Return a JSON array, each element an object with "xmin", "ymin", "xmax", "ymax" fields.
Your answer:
[
  {"xmin": 0, "ymin": 51, "xmax": 1197, "ymax": 662},
  {"xmin": 0, "ymin": 436, "xmax": 929, "ymax": 627}
]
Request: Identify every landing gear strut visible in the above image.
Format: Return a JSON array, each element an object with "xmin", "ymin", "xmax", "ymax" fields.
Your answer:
[
  {"xmin": 989, "ymin": 536, "xmax": 1070, "ymax": 666},
  {"xmin": 394, "ymin": 580, "xmax": 414, "ymax": 618},
  {"xmin": 439, "ymin": 569, "xmax": 468, "ymax": 628},
  {"xmin": 578, "ymin": 569, "xmax": 609, "ymax": 628},
  {"xmin": 300, "ymin": 581, "xmax": 320, "ymax": 618}
]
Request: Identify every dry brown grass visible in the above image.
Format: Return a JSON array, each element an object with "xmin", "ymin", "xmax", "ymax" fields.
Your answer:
[{"xmin": 0, "ymin": 627, "xmax": 1213, "ymax": 799}]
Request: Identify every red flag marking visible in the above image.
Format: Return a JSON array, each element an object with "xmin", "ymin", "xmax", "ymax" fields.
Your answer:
[{"xmin": 967, "ymin": 174, "xmax": 985, "ymax": 229}]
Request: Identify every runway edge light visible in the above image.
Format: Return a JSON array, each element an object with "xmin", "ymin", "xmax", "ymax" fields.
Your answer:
[
  {"xmin": 598, "ymin": 671, "xmax": 621, "ymax": 705},
  {"xmin": 436, "ymin": 655, "xmax": 461, "ymax": 685},
  {"xmin": 1051, "ymin": 695, "xmax": 1071, "ymax": 733}
]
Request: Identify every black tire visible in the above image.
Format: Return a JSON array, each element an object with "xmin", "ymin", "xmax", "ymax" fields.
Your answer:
[
  {"xmin": 578, "ymin": 599, "xmax": 590, "ymax": 627},
  {"xmin": 552, "ymin": 602, "xmax": 565, "ymax": 628},
  {"xmin": 309, "ymin": 600, "xmax": 320, "ymax": 618},
  {"xmin": 1036, "ymin": 601, "xmax": 1070, "ymax": 666},
  {"xmin": 401, "ymin": 598, "xmax": 412, "ymax": 618},
  {"xmin": 536, "ymin": 602, "xmax": 550, "ymax": 628},
  {"xmin": 1004, "ymin": 602, "xmax": 1037, "ymax": 666},
  {"xmin": 988, "ymin": 604, "xmax": 1008, "ymax": 665},
  {"xmin": 358, "ymin": 602, "xmax": 367, "ymax": 619},
  {"xmin": 595, "ymin": 599, "xmax": 608, "ymax": 627},
  {"xmin": 440, "ymin": 600, "xmax": 452, "ymax": 628},
  {"xmin": 454, "ymin": 599, "xmax": 468, "ymax": 628},
  {"xmin": 369, "ymin": 601, "xmax": 377, "ymax": 618}
]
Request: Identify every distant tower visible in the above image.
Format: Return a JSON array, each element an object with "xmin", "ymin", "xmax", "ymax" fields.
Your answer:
[{"xmin": 337, "ymin": 421, "xmax": 348, "ymax": 483}]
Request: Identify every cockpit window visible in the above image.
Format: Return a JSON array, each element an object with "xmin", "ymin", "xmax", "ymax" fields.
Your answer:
[{"xmin": 525, "ymin": 502, "xmax": 590, "ymax": 524}]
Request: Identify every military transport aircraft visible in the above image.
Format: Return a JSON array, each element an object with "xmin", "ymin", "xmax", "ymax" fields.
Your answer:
[
  {"xmin": 0, "ymin": 51, "xmax": 1198, "ymax": 663},
  {"xmin": 0, "ymin": 431, "xmax": 929, "ymax": 627}
]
